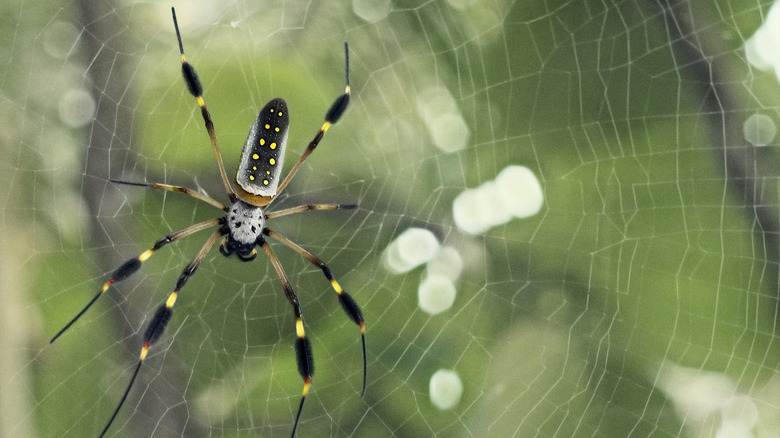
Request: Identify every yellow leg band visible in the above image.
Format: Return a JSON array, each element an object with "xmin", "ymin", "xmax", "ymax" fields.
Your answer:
[
  {"xmin": 165, "ymin": 292, "xmax": 178, "ymax": 308},
  {"xmin": 139, "ymin": 249, "xmax": 154, "ymax": 262},
  {"xmin": 139, "ymin": 344, "xmax": 150, "ymax": 361}
]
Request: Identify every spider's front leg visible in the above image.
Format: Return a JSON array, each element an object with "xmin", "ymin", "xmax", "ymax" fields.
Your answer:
[
  {"xmin": 258, "ymin": 239, "xmax": 313, "ymax": 438},
  {"xmin": 98, "ymin": 229, "xmax": 225, "ymax": 438},
  {"xmin": 50, "ymin": 217, "xmax": 224, "ymax": 344}
]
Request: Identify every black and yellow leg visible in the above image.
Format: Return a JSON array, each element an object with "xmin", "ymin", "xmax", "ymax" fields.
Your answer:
[
  {"xmin": 50, "ymin": 217, "xmax": 224, "ymax": 344},
  {"xmin": 171, "ymin": 7, "xmax": 235, "ymax": 201},
  {"xmin": 291, "ymin": 317, "xmax": 313, "ymax": 438},
  {"xmin": 259, "ymin": 239, "xmax": 313, "ymax": 438},
  {"xmin": 265, "ymin": 203, "xmax": 357, "ymax": 221},
  {"xmin": 264, "ymin": 228, "xmax": 367, "ymax": 397},
  {"xmin": 272, "ymin": 43, "xmax": 352, "ymax": 201},
  {"xmin": 98, "ymin": 229, "xmax": 224, "ymax": 438},
  {"xmin": 110, "ymin": 179, "xmax": 228, "ymax": 211}
]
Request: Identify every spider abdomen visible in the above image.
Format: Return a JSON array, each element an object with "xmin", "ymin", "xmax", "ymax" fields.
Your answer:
[{"xmin": 235, "ymin": 98, "xmax": 289, "ymax": 198}]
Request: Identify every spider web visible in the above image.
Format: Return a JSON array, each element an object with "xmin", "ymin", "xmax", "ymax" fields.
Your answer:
[{"xmin": 5, "ymin": 0, "xmax": 780, "ymax": 437}]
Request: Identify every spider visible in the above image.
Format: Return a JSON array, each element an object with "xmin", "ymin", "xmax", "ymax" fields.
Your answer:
[{"xmin": 50, "ymin": 7, "xmax": 366, "ymax": 438}]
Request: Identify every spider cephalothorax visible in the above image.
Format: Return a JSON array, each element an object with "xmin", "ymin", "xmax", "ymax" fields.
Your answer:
[{"xmin": 220, "ymin": 200, "xmax": 266, "ymax": 261}]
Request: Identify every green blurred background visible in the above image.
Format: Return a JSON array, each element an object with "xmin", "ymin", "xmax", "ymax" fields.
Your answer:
[{"xmin": 3, "ymin": 0, "xmax": 780, "ymax": 437}]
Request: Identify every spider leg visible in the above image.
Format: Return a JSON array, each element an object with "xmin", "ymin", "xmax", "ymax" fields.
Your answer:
[
  {"xmin": 264, "ymin": 228, "xmax": 366, "ymax": 397},
  {"xmin": 50, "ymin": 217, "xmax": 224, "ymax": 343},
  {"xmin": 171, "ymin": 7, "xmax": 235, "ymax": 200},
  {"xmin": 265, "ymin": 203, "xmax": 357, "ymax": 220},
  {"xmin": 272, "ymin": 43, "xmax": 351, "ymax": 202},
  {"xmin": 110, "ymin": 179, "xmax": 228, "ymax": 211},
  {"xmin": 99, "ymin": 228, "xmax": 225, "ymax": 438},
  {"xmin": 258, "ymin": 238, "xmax": 313, "ymax": 438}
]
